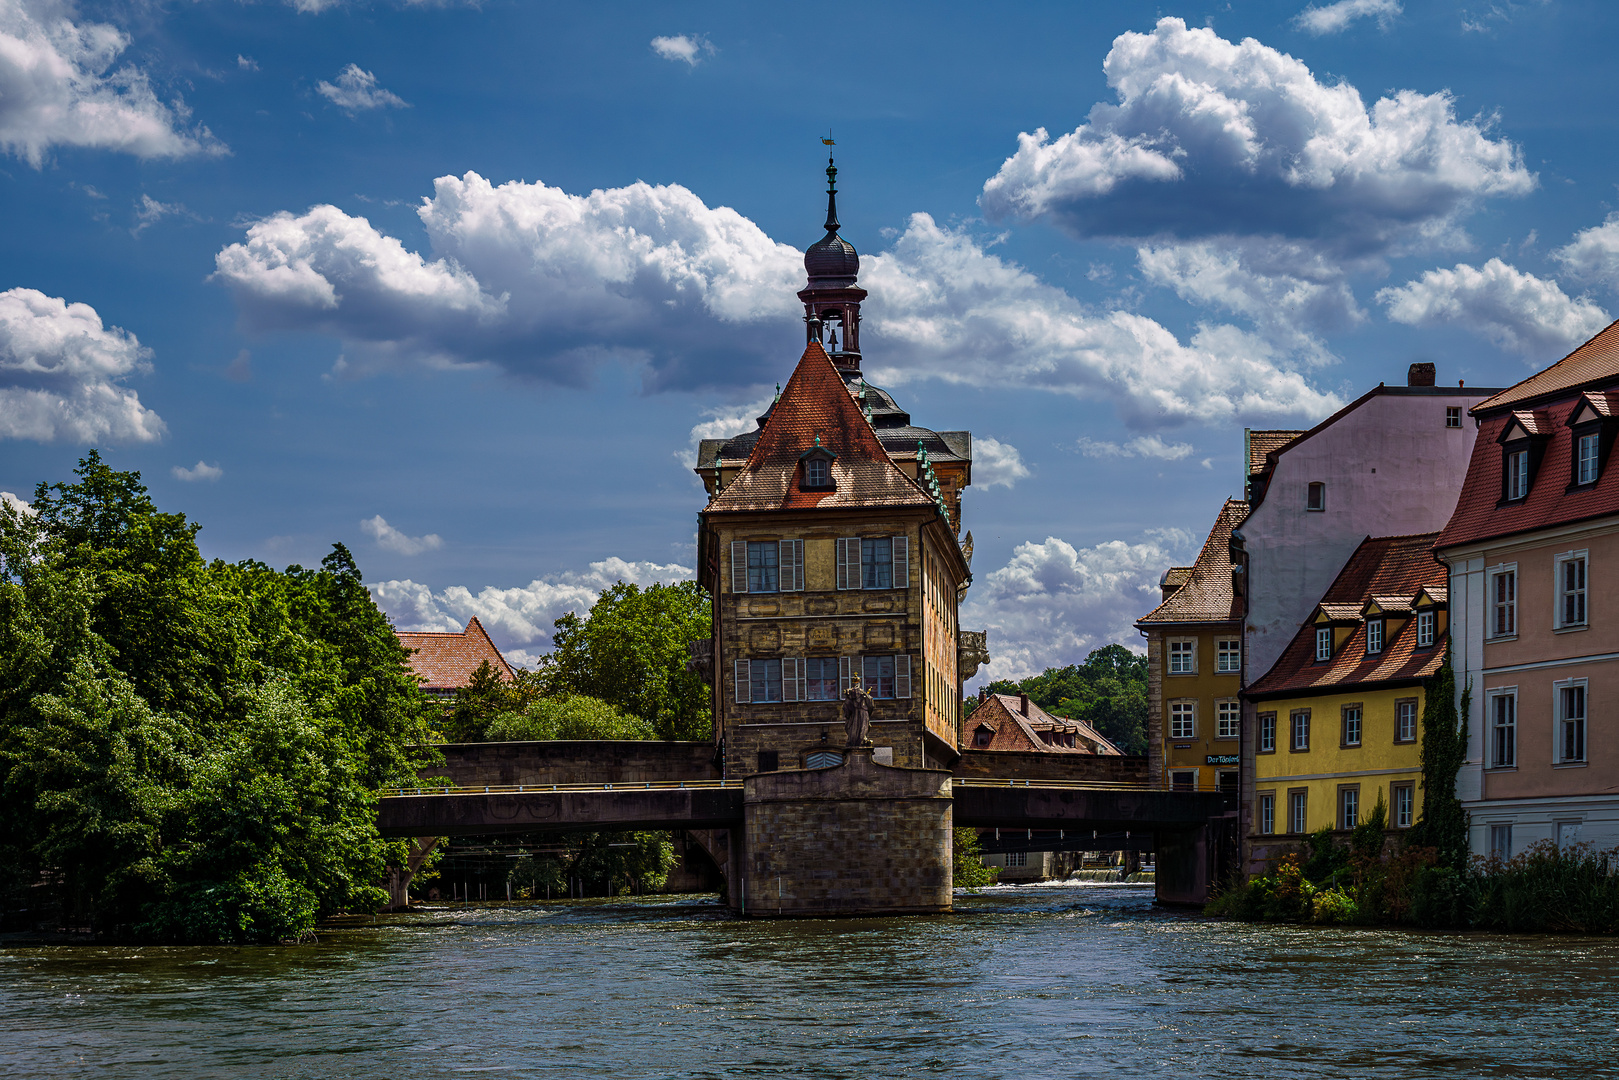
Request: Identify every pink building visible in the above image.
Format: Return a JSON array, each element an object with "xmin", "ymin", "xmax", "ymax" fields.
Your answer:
[{"xmin": 1437, "ymin": 321, "xmax": 1619, "ymax": 858}]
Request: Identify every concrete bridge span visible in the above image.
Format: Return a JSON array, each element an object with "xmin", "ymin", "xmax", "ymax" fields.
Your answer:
[{"xmin": 378, "ymin": 782, "xmax": 742, "ymax": 838}]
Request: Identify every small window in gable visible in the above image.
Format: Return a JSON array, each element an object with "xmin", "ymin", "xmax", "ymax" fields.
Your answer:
[
  {"xmin": 1577, "ymin": 432, "xmax": 1601, "ymax": 485},
  {"xmin": 1446, "ymin": 407, "xmax": 1462, "ymax": 429},
  {"xmin": 799, "ymin": 445, "xmax": 837, "ymax": 491},
  {"xmin": 1315, "ymin": 625, "xmax": 1332, "ymax": 662},
  {"xmin": 1306, "ymin": 482, "xmax": 1326, "ymax": 512},
  {"xmin": 1366, "ymin": 618, "xmax": 1384, "ymax": 655}
]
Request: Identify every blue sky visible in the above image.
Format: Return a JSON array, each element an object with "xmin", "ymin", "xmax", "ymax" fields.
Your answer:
[{"xmin": 4, "ymin": 0, "xmax": 1618, "ymax": 680}]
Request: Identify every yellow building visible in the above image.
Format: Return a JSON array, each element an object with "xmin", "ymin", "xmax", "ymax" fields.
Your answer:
[
  {"xmin": 1244, "ymin": 533, "xmax": 1448, "ymax": 857},
  {"xmin": 1136, "ymin": 499, "xmax": 1248, "ymax": 792}
]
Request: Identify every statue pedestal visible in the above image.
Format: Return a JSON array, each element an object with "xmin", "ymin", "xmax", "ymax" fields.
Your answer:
[{"xmin": 736, "ymin": 747, "xmax": 954, "ymax": 917}]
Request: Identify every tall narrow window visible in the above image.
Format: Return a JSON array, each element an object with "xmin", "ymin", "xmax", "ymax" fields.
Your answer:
[
  {"xmin": 1258, "ymin": 712, "xmax": 1277, "ymax": 753},
  {"xmin": 1578, "ymin": 432, "xmax": 1601, "ymax": 485},
  {"xmin": 1169, "ymin": 701, "xmax": 1196, "ymax": 740},
  {"xmin": 1169, "ymin": 639, "xmax": 1196, "ymax": 674},
  {"xmin": 1366, "ymin": 619, "xmax": 1384, "ymax": 655},
  {"xmin": 1558, "ymin": 553, "xmax": 1588, "ymax": 628},
  {"xmin": 1490, "ymin": 824, "xmax": 1513, "ymax": 860},
  {"xmin": 1392, "ymin": 784, "xmax": 1414, "ymax": 829},
  {"xmin": 1306, "ymin": 482, "xmax": 1326, "ymax": 511},
  {"xmin": 1315, "ymin": 626, "xmax": 1333, "ymax": 661},
  {"xmin": 1289, "ymin": 791, "xmax": 1308, "ymax": 834},
  {"xmin": 1259, "ymin": 793, "xmax": 1276, "ymax": 835},
  {"xmin": 1339, "ymin": 787, "xmax": 1360, "ymax": 831},
  {"xmin": 861, "ymin": 537, "xmax": 893, "ymax": 589},
  {"xmin": 1396, "ymin": 699, "xmax": 1418, "ymax": 743},
  {"xmin": 1490, "ymin": 691, "xmax": 1516, "ymax": 768},
  {"xmin": 1291, "ymin": 709, "xmax": 1311, "ymax": 752},
  {"xmin": 1416, "ymin": 609, "xmax": 1435, "ymax": 647},
  {"xmin": 1341, "ymin": 705, "xmax": 1362, "ymax": 747},
  {"xmin": 1558, "ymin": 682, "xmax": 1587, "ymax": 764},
  {"xmin": 1506, "ymin": 448, "xmax": 1530, "ymax": 500},
  {"xmin": 746, "ymin": 541, "xmax": 779, "ymax": 593},
  {"xmin": 1216, "ymin": 637, "xmax": 1241, "ymax": 673},
  {"xmin": 1490, "ymin": 569, "xmax": 1517, "ymax": 637},
  {"xmin": 1217, "ymin": 700, "xmax": 1241, "ymax": 740}
]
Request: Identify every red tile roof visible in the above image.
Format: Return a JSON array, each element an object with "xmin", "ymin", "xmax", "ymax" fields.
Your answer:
[
  {"xmin": 1137, "ymin": 499, "xmax": 1248, "ymax": 626},
  {"xmin": 1436, "ymin": 393, "xmax": 1619, "ymax": 550},
  {"xmin": 1245, "ymin": 534, "xmax": 1447, "ymax": 700},
  {"xmin": 968, "ymin": 693, "xmax": 1123, "ymax": 755},
  {"xmin": 1475, "ymin": 319, "xmax": 1619, "ymax": 411},
  {"xmin": 704, "ymin": 342, "xmax": 937, "ymax": 515},
  {"xmin": 1247, "ymin": 429, "xmax": 1305, "ymax": 476},
  {"xmin": 396, "ymin": 616, "xmax": 514, "ymax": 693}
]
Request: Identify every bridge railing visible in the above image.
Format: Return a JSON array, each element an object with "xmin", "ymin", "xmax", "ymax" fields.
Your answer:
[
  {"xmin": 956, "ymin": 778, "xmax": 1235, "ymax": 793},
  {"xmin": 380, "ymin": 779, "xmax": 744, "ymax": 799}
]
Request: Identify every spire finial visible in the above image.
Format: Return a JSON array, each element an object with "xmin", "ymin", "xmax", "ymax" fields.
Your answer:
[{"xmin": 821, "ymin": 136, "xmax": 839, "ymax": 234}]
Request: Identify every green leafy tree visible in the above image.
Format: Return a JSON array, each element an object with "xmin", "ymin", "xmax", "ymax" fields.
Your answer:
[
  {"xmin": 484, "ymin": 694, "xmax": 654, "ymax": 741},
  {"xmin": 953, "ymin": 828, "xmax": 998, "ymax": 890},
  {"xmin": 1406, "ymin": 646, "xmax": 1470, "ymax": 872}
]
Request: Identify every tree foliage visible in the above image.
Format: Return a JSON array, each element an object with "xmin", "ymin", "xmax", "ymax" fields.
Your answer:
[
  {"xmin": 0, "ymin": 453, "xmax": 432, "ymax": 942},
  {"xmin": 1406, "ymin": 646, "xmax": 1470, "ymax": 872},
  {"xmin": 484, "ymin": 693, "xmax": 654, "ymax": 742},
  {"xmin": 983, "ymin": 644, "xmax": 1148, "ymax": 754}
]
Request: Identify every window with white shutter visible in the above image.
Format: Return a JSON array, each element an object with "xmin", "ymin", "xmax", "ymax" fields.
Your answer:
[
  {"xmin": 836, "ymin": 538, "xmax": 859, "ymax": 590},
  {"xmin": 893, "ymin": 535, "xmax": 909, "ymax": 589},
  {"xmin": 734, "ymin": 659, "xmax": 749, "ymax": 703},
  {"xmin": 779, "ymin": 539, "xmax": 804, "ymax": 592},
  {"xmin": 731, "ymin": 541, "xmax": 749, "ymax": 594},
  {"xmin": 894, "ymin": 654, "xmax": 912, "ymax": 699},
  {"xmin": 783, "ymin": 657, "xmax": 805, "ymax": 702}
]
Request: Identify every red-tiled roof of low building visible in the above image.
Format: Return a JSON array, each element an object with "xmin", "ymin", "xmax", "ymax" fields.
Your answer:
[
  {"xmin": 1436, "ymin": 393, "xmax": 1619, "ymax": 550},
  {"xmin": 396, "ymin": 616, "xmax": 514, "ymax": 693},
  {"xmin": 968, "ymin": 693, "xmax": 1123, "ymax": 755},
  {"xmin": 705, "ymin": 342, "xmax": 936, "ymax": 514},
  {"xmin": 1245, "ymin": 534, "xmax": 1447, "ymax": 700},
  {"xmin": 1474, "ymin": 320, "xmax": 1619, "ymax": 412},
  {"xmin": 1138, "ymin": 499, "xmax": 1248, "ymax": 626}
]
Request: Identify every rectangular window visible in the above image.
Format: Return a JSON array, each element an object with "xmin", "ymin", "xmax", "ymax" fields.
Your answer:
[
  {"xmin": 749, "ymin": 658, "xmax": 783, "ymax": 703},
  {"xmin": 1258, "ymin": 792, "xmax": 1276, "ymax": 835},
  {"xmin": 1506, "ymin": 448, "xmax": 1530, "ymax": 500},
  {"xmin": 1392, "ymin": 784, "xmax": 1414, "ymax": 829},
  {"xmin": 804, "ymin": 657, "xmax": 839, "ymax": 701},
  {"xmin": 1558, "ymin": 682, "xmax": 1587, "ymax": 764},
  {"xmin": 1557, "ymin": 552, "xmax": 1588, "ymax": 628},
  {"xmin": 838, "ymin": 535, "xmax": 908, "ymax": 590},
  {"xmin": 1489, "ymin": 824, "xmax": 1513, "ymax": 861},
  {"xmin": 1315, "ymin": 626, "xmax": 1333, "ymax": 661},
  {"xmin": 1306, "ymin": 481, "xmax": 1326, "ymax": 511},
  {"xmin": 1218, "ymin": 770, "xmax": 1239, "ymax": 793},
  {"xmin": 1216, "ymin": 700, "xmax": 1241, "ymax": 740},
  {"xmin": 1258, "ymin": 712, "xmax": 1277, "ymax": 753},
  {"xmin": 1170, "ymin": 770, "xmax": 1196, "ymax": 792},
  {"xmin": 1339, "ymin": 786, "xmax": 1360, "ymax": 831},
  {"xmin": 745, "ymin": 540, "xmax": 779, "ymax": 593},
  {"xmin": 1490, "ymin": 690, "xmax": 1517, "ymax": 768},
  {"xmin": 1005, "ymin": 851, "xmax": 1028, "ymax": 868},
  {"xmin": 1578, "ymin": 432, "xmax": 1600, "ymax": 485},
  {"xmin": 1490, "ymin": 568, "xmax": 1517, "ymax": 637},
  {"xmin": 757, "ymin": 750, "xmax": 779, "ymax": 772},
  {"xmin": 1366, "ymin": 619, "xmax": 1384, "ymax": 655},
  {"xmin": 1289, "ymin": 790, "xmax": 1308, "ymax": 835},
  {"xmin": 1341, "ymin": 704, "xmax": 1362, "ymax": 748},
  {"xmin": 1290, "ymin": 709, "xmax": 1310, "ymax": 752},
  {"xmin": 1446, "ymin": 406, "xmax": 1462, "ymax": 429},
  {"xmin": 1168, "ymin": 639, "xmax": 1196, "ymax": 674},
  {"xmin": 1396, "ymin": 698, "xmax": 1418, "ymax": 743},
  {"xmin": 1216, "ymin": 637, "xmax": 1241, "ymax": 673},
  {"xmin": 861, "ymin": 654, "xmax": 911, "ymax": 699},
  {"xmin": 1169, "ymin": 701, "xmax": 1196, "ymax": 740},
  {"xmin": 861, "ymin": 536, "xmax": 893, "ymax": 590},
  {"xmin": 1416, "ymin": 610, "xmax": 1435, "ymax": 648}
]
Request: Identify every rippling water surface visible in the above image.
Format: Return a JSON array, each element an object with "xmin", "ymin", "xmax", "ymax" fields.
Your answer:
[{"xmin": 4, "ymin": 883, "xmax": 1616, "ymax": 1078}]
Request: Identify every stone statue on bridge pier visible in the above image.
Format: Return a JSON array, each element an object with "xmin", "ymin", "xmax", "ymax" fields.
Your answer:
[{"xmin": 842, "ymin": 679, "xmax": 872, "ymax": 748}]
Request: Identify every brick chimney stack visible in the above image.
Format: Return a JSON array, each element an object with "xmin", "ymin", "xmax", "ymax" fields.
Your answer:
[
  {"xmin": 1407, "ymin": 362, "xmax": 1436, "ymax": 387},
  {"xmin": 1020, "ymin": 693, "xmax": 1030, "ymax": 716}
]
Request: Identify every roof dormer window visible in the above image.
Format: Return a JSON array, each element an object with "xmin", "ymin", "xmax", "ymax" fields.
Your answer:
[
  {"xmin": 1498, "ymin": 412, "xmax": 1550, "ymax": 503},
  {"xmin": 1315, "ymin": 625, "xmax": 1332, "ymax": 662},
  {"xmin": 799, "ymin": 442, "xmax": 837, "ymax": 491},
  {"xmin": 1506, "ymin": 448, "xmax": 1530, "ymax": 500},
  {"xmin": 1366, "ymin": 618, "xmax": 1384, "ymax": 655}
]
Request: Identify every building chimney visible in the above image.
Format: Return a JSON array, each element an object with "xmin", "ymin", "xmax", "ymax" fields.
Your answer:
[
  {"xmin": 1407, "ymin": 362, "xmax": 1436, "ymax": 387},
  {"xmin": 1019, "ymin": 693, "xmax": 1030, "ymax": 716}
]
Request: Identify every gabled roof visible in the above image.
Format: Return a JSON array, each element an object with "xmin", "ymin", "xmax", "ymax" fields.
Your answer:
[
  {"xmin": 396, "ymin": 617, "xmax": 514, "ymax": 693},
  {"xmin": 1247, "ymin": 429, "xmax": 1305, "ymax": 476},
  {"xmin": 703, "ymin": 342, "xmax": 937, "ymax": 514},
  {"xmin": 1137, "ymin": 499, "xmax": 1248, "ymax": 626},
  {"xmin": 1246, "ymin": 534, "xmax": 1447, "ymax": 700},
  {"xmin": 971, "ymin": 693, "xmax": 1123, "ymax": 755},
  {"xmin": 1475, "ymin": 319, "xmax": 1619, "ymax": 413},
  {"xmin": 1437, "ymin": 393, "xmax": 1619, "ymax": 551}
]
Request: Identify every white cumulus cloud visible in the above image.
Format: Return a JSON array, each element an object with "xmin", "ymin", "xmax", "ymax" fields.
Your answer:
[
  {"xmin": 214, "ymin": 172, "xmax": 1341, "ymax": 429},
  {"xmin": 651, "ymin": 34, "xmax": 713, "ymax": 66},
  {"xmin": 316, "ymin": 64, "xmax": 409, "ymax": 113},
  {"xmin": 1554, "ymin": 213, "xmax": 1619, "ymax": 289},
  {"xmin": 0, "ymin": 0, "xmax": 224, "ymax": 166},
  {"xmin": 1294, "ymin": 0, "xmax": 1402, "ymax": 36},
  {"xmin": 960, "ymin": 530, "xmax": 1195, "ymax": 683},
  {"xmin": 361, "ymin": 514, "xmax": 442, "ymax": 555},
  {"xmin": 981, "ymin": 17, "xmax": 1532, "ymax": 252},
  {"xmin": 1076, "ymin": 435, "xmax": 1195, "ymax": 460},
  {"xmin": 172, "ymin": 460, "xmax": 222, "ymax": 482},
  {"xmin": 0, "ymin": 287, "xmax": 166, "ymax": 443},
  {"xmin": 370, "ymin": 555, "xmax": 695, "ymax": 662},
  {"xmin": 1, "ymin": 491, "xmax": 35, "ymax": 517},
  {"xmin": 972, "ymin": 436, "xmax": 1029, "ymax": 489},
  {"xmin": 1377, "ymin": 258, "xmax": 1611, "ymax": 360}
]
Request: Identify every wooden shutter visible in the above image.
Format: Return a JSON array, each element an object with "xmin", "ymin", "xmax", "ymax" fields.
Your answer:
[
  {"xmin": 839, "ymin": 656, "xmax": 853, "ymax": 693},
  {"xmin": 731, "ymin": 541, "xmax": 748, "ymax": 594},
  {"xmin": 892, "ymin": 534, "xmax": 909, "ymax": 589},
  {"xmin": 784, "ymin": 657, "xmax": 804, "ymax": 702},
  {"xmin": 780, "ymin": 539, "xmax": 804, "ymax": 592},
  {"xmin": 836, "ymin": 537, "xmax": 858, "ymax": 590},
  {"xmin": 895, "ymin": 654, "xmax": 912, "ymax": 699},
  {"xmin": 734, "ymin": 659, "xmax": 750, "ymax": 703}
]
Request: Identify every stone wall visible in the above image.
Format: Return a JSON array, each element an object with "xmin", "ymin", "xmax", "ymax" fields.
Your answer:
[
  {"xmin": 740, "ymin": 748, "xmax": 953, "ymax": 916},
  {"xmin": 420, "ymin": 741, "xmax": 720, "ymax": 788},
  {"xmin": 951, "ymin": 750, "xmax": 1150, "ymax": 785}
]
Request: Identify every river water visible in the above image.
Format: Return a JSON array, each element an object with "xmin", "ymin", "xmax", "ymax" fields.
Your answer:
[{"xmin": 4, "ymin": 883, "xmax": 1615, "ymax": 1079}]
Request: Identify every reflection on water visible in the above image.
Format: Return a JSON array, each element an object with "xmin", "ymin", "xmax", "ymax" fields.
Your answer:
[{"xmin": 4, "ymin": 883, "xmax": 1616, "ymax": 1079}]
